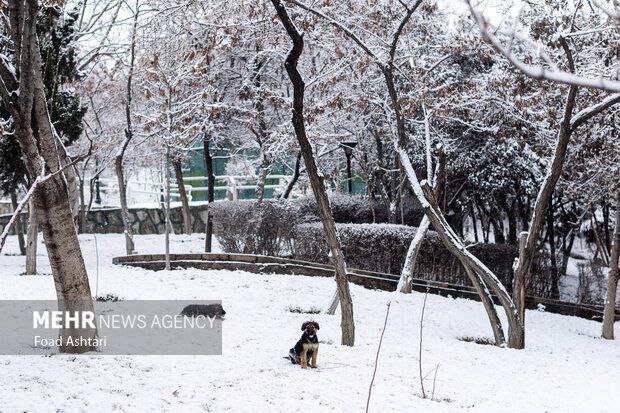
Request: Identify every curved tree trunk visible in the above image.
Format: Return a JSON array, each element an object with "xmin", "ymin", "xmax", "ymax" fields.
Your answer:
[
  {"xmin": 282, "ymin": 152, "xmax": 302, "ymax": 199},
  {"xmin": 398, "ymin": 148, "xmax": 446, "ymax": 293},
  {"xmin": 272, "ymin": 0, "xmax": 355, "ymax": 346}
]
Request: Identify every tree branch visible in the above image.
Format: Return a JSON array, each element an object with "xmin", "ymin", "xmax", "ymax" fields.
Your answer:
[{"xmin": 466, "ymin": 0, "xmax": 620, "ymax": 92}]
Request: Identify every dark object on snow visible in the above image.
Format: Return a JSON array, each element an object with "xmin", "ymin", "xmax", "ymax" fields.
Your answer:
[
  {"xmin": 96, "ymin": 294, "xmax": 121, "ymax": 302},
  {"xmin": 289, "ymin": 321, "xmax": 319, "ymax": 369},
  {"xmin": 180, "ymin": 304, "xmax": 226, "ymax": 319}
]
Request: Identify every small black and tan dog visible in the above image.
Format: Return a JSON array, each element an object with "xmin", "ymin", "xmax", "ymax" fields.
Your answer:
[{"xmin": 288, "ymin": 321, "xmax": 319, "ymax": 369}]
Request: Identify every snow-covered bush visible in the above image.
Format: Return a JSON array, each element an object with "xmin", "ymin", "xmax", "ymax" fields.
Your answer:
[
  {"xmin": 211, "ymin": 194, "xmax": 424, "ymax": 256},
  {"xmin": 293, "ymin": 223, "xmax": 526, "ymax": 289},
  {"xmin": 293, "ymin": 223, "xmax": 416, "ymax": 274},
  {"xmin": 576, "ymin": 260, "xmax": 606, "ymax": 305},
  {"xmin": 211, "ymin": 200, "xmax": 315, "ymax": 256},
  {"xmin": 296, "ymin": 193, "xmax": 424, "ymax": 225}
]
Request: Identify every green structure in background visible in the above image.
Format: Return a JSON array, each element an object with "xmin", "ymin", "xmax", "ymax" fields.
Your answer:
[{"xmin": 181, "ymin": 143, "xmax": 366, "ymax": 201}]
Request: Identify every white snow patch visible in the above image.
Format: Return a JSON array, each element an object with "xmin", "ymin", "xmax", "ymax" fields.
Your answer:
[{"xmin": 0, "ymin": 234, "xmax": 619, "ymax": 411}]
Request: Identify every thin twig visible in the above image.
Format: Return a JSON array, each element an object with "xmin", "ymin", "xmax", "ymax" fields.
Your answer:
[
  {"xmin": 0, "ymin": 151, "xmax": 89, "ymax": 254},
  {"xmin": 431, "ymin": 363, "xmax": 440, "ymax": 401},
  {"xmin": 419, "ymin": 289, "xmax": 429, "ymax": 398},
  {"xmin": 366, "ymin": 302, "xmax": 391, "ymax": 413}
]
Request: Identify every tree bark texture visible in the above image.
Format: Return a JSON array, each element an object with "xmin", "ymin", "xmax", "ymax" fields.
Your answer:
[
  {"xmin": 602, "ymin": 191, "xmax": 620, "ymax": 339},
  {"xmin": 271, "ymin": 0, "xmax": 355, "ymax": 346},
  {"xmin": 0, "ymin": 0, "xmax": 96, "ymax": 352},
  {"xmin": 10, "ymin": 192, "xmax": 26, "ymax": 255},
  {"xmin": 203, "ymin": 135, "xmax": 215, "ymax": 252},
  {"xmin": 173, "ymin": 159, "xmax": 192, "ymax": 235}
]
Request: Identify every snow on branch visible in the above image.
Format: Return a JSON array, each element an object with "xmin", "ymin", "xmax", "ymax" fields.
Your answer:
[
  {"xmin": 466, "ymin": 0, "xmax": 620, "ymax": 93},
  {"xmin": 0, "ymin": 163, "xmax": 46, "ymax": 255},
  {"xmin": 592, "ymin": 0, "xmax": 620, "ymax": 21},
  {"xmin": 570, "ymin": 93, "xmax": 620, "ymax": 131},
  {"xmin": 0, "ymin": 141, "xmax": 93, "ymax": 254}
]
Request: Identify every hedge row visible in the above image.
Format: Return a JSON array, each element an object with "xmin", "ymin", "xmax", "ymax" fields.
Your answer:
[
  {"xmin": 211, "ymin": 197, "xmax": 552, "ymax": 297},
  {"xmin": 210, "ymin": 194, "xmax": 424, "ymax": 256}
]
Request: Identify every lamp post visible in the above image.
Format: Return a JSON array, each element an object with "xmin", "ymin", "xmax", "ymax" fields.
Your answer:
[
  {"xmin": 94, "ymin": 177, "xmax": 102, "ymax": 205},
  {"xmin": 340, "ymin": 140, "xmax": 358, "ymax": 194}
]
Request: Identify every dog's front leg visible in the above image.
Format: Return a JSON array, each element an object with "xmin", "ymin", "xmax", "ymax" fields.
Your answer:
[
  {"xmin": 311, "ymin": 344, "xmax": 318, "ymax": 369},
  {"xmin": 301, "ymin": 344, "xmax": 308, "ymax": 369}
]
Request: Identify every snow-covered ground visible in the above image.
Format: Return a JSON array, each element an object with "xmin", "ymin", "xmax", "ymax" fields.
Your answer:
[{"xmin": 0, "ymin": 234, "xmax": 619, "ymax": 412}]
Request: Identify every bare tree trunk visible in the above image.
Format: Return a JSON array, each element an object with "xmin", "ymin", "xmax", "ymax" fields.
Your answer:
[
  {"xmin": 282, "ymin": 152, "xmax": 302, "ymax": 199},
  {"xmin": 272, "ymin": 0, "xmax": 355, "ymax": 346},
  {"xmin": 173, "ymin": 159, "xmax": 192, "ymax": 235},
  {"xmin": 398, "ymin": 216, "xmax": 431, "ymax": 293},
  {"xmin": 547, "ymin": 195, "xmax": 560, "ymax": 299},
  {"xmin": 603, "ymin": 200, "xmax": 611, "ymax": 252},
  {"xmin": 115, "ymin": 156, "xmax": 135, "ymax": 255},
  {"xmin": 115, "ymin": 1, "xmax": 139, "ymax": 256},
  {"xmin": 505, "ymin": 201, "xmax": 518, "ymax": 245},
  {"xmin": 10, "ymin": 192, "xmax": 26, "ymax": 255},
  {"xmin": 491, "ymin": 218, "xmax": 506, "ymax": 244},
  {"xmin": 591, "ymin": 211, "xmax": 610, "ymax": 266},
  {"xmin": 560, "ymin": 230, "xmax": 576, "ymax": 277},
  {"xmin": 0, "ymin": 0, "xmax": 96, "ymax": 352},
  {"xmin": 165, "ymin": 145, "xmax": 171, "ymax": 271},
  {"xmin": 255, "ymin": 154, "xmax": 270, "ymax": 204},
  {"xmin": 470, "ymin": 203, "xmax": 479, "ymax": 243},
  {"xmin": 25, "ymin": 198, "xmax": 38, "ymax": 275},
  {"xmin": 602, "ymin": 191, "xmax": 620, "ymax": 339},
  {"xmin": 464, "ymin": 265, "xmax": 506, "ymax": 345},
  {"xmin": 78, "ymin": 175, "xmax": 86, "ymax": 234},
  {"xmin": 513, "ymin": 232, "xmax": 528, "ymax": 332},
  {"xmin": 398, "ymin": 148, "xmax": 446, "ymax": 293},
  {"xmin": 203, "ymin": 134, "xmax": 215, "ymax": 252}
]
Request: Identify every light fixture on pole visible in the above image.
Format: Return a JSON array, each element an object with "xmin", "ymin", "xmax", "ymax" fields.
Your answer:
[{"xmin": 340, "ymin": 140, "xmax": 358, "ymax": 194}]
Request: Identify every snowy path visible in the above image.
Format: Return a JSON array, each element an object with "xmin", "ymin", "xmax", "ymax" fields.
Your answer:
[{"xmin": 0, "ymin": 234, "xmax": 619, "ymax": 412}]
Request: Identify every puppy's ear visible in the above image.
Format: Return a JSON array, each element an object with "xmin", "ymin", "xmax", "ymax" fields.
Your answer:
[
  {"xmin": 301, "ymin": 322, "xmax": 308, "ymax": 331},
  {"xmin": 314, "ymin": 322, "xmax": 320, "ymax": 330}
]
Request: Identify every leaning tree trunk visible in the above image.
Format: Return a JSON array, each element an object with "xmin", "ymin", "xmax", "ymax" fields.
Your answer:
[
  {"xmin": 0, "ymin": 0, "xmax": 96, "ymax": 352},
  {"xmin": 602, "ymin": 191, "xmax": 620, "ymax": 339},
  {"xmin": 10, "ymin": 192, "xmax": 26, "ymax": 255},
  {"xmin": 511, "ymin": 83, "xmax": 578, "ymax": 348},
  {"xmin": 547, "ymin": 195, "xmax": 560, "ymax": 299},
  {"xmin": 272, "ymin": 0, "xmax": 355, "ymax": 346},
  {"xmin": 282, "ymin": 152, "xmax": 302, "ymax": 199},
  {"xmin": 25, "ymin": 198, "xmax": 38, "ymax": 275},
  {"xmin": 398, "ymin": 148, "xmax": 445, "ymax": 293},
  {"xmin": 203, "ymin": 134, "xmax": 215, "ymax": 252},
  {"xmin": 173, "ymin": 159, "xmax": 192, "ymax": 235},
  {"xmin": 464, "ymin": 264, "xmax": 506, "ymax": 345}
]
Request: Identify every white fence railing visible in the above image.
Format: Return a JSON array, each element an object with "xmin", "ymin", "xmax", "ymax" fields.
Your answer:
[
  {"xmin": 91, "ymin": 175, "xmax": 292, "ymax": 206},
  {"xmin": 182, "ymin": 175, "xmax": 292, "ymax": 202}
]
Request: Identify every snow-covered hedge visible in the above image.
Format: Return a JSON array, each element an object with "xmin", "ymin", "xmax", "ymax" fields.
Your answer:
[
  {"xmin": 210, "ymin": 194, "xmax": 423, "ymax": 256},
  {"xmin": 296, "ymin": 193, "xmax": 424, "ymax": 225},
  {"xmin": 211, "ymin": 200, "xmax": 314, "ymax": 256},
  {"xmin": 292, "ymin": 222, "xmax": 551, "ymax": 294}
]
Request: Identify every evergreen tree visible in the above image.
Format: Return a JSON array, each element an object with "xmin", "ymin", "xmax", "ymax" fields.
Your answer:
[{"xmin": 0, "ymin": 5, "xmax": 86, "ymax": 195}]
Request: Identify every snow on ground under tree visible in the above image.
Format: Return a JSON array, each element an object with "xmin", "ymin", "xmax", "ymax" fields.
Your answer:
[{"xmin": 0, "ymin": 234, "xmax": 619, "ymax": 412}]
